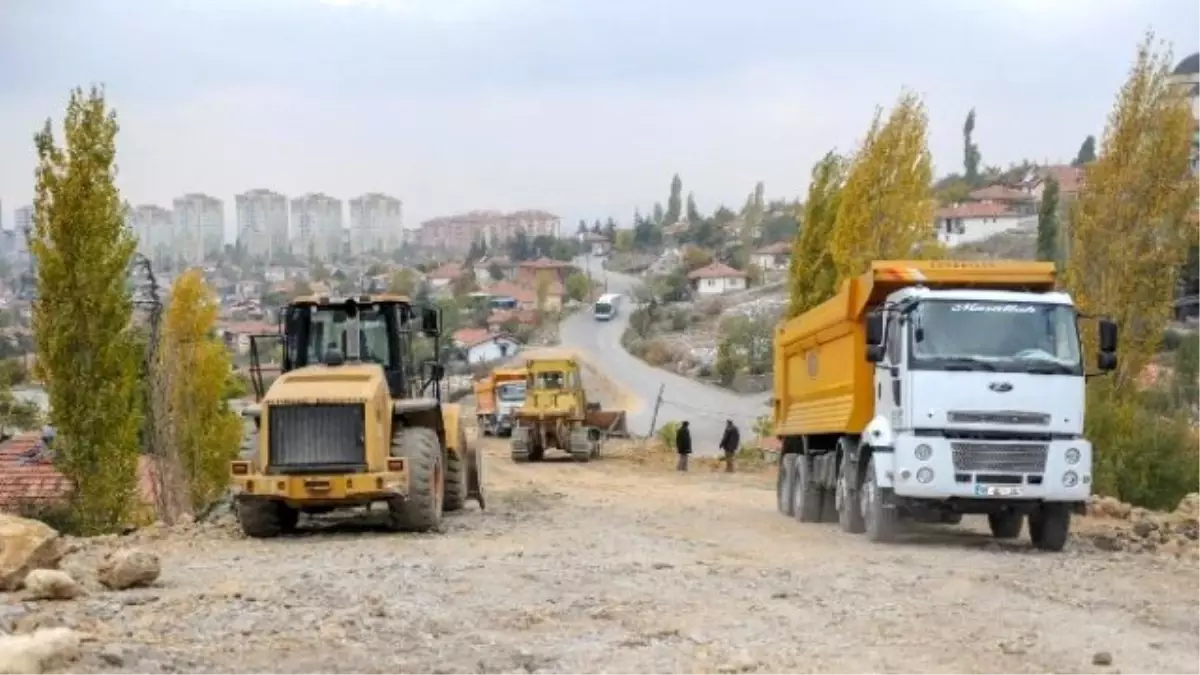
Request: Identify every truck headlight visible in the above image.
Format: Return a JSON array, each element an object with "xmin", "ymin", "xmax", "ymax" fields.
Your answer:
[
  {"xmin": 1062, "ymin": 471, "xmax": 1079, "ymax": 487},
  {"xmin": 914, "ymin": 444, "xmax": 933, "ymax": 461},
  {"xmin": 916, "ymin": 467, "xmax": 935, "ymax": 484},
  {"xmin": 1064, "ymin": 447, "xmax": 1081, "ymax": 465}
]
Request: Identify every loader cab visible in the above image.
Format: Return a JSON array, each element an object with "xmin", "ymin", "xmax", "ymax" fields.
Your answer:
[{"xmin": 248, "ymin": 294, "xmax": 444, "ymax": 402}]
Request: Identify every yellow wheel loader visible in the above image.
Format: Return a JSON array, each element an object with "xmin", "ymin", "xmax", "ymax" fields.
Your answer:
[
  {"xmin": 230, "ymin": 294, "xmax": 485, "ymax": 538},
  {"xmin": 509, "ymin": 354, "xmax": 623, "ymax": 463}
]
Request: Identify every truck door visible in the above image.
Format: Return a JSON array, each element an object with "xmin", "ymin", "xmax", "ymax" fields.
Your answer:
[{"xmin": 875, "ymin": 313, "xmax": 906, "ymax": 431}]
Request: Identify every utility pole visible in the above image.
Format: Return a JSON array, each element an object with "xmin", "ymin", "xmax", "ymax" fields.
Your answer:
[{"xmin": 647, "ymin": 383, "xmax": 666, "ymax": 437}]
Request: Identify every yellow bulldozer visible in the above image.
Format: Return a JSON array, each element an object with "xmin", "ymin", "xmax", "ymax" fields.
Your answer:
[
  {"xmin": 509, "ymin": 354, "xmax": 625, "ymax": 463},
  {"xmin": 231, "ymin": 294, "xmax": 485, "ymax": 538}
]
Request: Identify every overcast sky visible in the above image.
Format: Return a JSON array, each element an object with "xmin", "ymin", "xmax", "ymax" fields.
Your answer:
[{"xmin": 0, "ymin": 0, "xmax": 1197, "ymax": 238}]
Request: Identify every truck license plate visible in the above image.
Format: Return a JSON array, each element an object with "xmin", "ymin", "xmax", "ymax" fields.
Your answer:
[{"xmin": 975, "ymin": 485, "xmax": 1023, "ymax": 497}]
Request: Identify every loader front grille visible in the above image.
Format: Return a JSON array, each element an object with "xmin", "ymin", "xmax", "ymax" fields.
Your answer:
[
  {"xmin": 267, "ymin": 403, "xmax": 366, "ymax": 474},
  {"xmin": 950, "ymin": 441, "xmax": 1048, "ymax": 474}
]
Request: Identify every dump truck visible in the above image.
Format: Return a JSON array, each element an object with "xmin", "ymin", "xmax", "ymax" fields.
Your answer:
[
  {"xmin": 772, "ymin": 260, "xmax": 1118, "ymax": 551},
  {"xmin": 509, "ymin": 354, "xmax": 625, "ymax": 462},
  {"xmin": 475, "ymin": 367, "xmax": 527, "ymax": 437},
  {"xmin": 231, "ymin": 294, "xmax": 486, "ymax": 538}
]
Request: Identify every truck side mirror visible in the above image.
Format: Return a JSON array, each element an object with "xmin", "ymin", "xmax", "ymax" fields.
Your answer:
[
  {"xmin": 1098, "ymin": 319, "xmax": 1118, "ymax": 353},
  {"xmin": 421, "ymin": 307, "xmax": 441, "ymax": 338},
  {"xmin": 1097, "ymin": 351, "xmax": 1117, "ymax": 372},
  {"xmin": 423, "ymin": 359, "xmax": 445, "ymax": 381},
  {"xmin": 866, "ymin": 344, "xmax": 886, "ymax": 363},
  {"xmin": 865, "ymin": 313, "xmax": 884, "ymax": 346}
]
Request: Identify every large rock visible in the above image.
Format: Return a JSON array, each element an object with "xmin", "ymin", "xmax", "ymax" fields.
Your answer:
[
  {"xmin": 1174, "ymin": 493, "xmax": 1199, "ymax": 521},
  {"xmin": 23, "ymin": 570, "xmax": 82, "ymax": 601},
  {"xmin": 0, "ymin": 514, "xmax": 65, "ymax": 592},
  {"xmin": 0, "ymin": 627, "xmax": 81, "ymax": 674},
  {"xmin": 96, "ymin": 548, "xmax": 160, "ymax": 590}
]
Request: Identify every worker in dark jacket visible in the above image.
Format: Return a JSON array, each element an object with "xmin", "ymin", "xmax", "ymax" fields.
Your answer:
[
  {"xmin": 719, "ymin": 419, "xmax": 740, "ymax": 473},
  {"xmin": 674, "ymin": 421, "xmax": 692, "ymax": 471}
]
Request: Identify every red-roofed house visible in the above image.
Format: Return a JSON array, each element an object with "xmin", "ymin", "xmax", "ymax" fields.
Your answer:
[
  {"xmin": 451, "ymin": 328, "xmax": 521, "ymax": 364},
  {"xmin": 515, "ymin": 257, "xmax": 572, "ymax": 286},
  {"xmin": 483, "ymin": 279, "xmax": 564, "ymax": 312},
  {"xmin": 217, "ymin": 321, "xmax": 278, "ymax": 355},
  {"xmin": 751, "ymin": 241, "xmax": 792, "ymax": 271},
  {"xmin": 935, "ymin": 201, "xmax": 1032, "ymax": 248},
  {"xmin": 426, "ymin": 262, "xmax": 465, "ymax": 290},
  {"xmin": 687, "ymin": 262, "xmax": 748, "ymax": 296}
]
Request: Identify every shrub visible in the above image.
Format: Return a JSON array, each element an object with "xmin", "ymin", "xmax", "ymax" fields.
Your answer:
[
  {"xmin": 656, "ymin": 420, "xmax": 681, "ymax": 448},
  {"xmin": 669, "ymin": 309, "xmax": 689, "ymax": 332},
  {"xmin": 642, "ymin": 340, "xmax": 678, "ymax": 366}
]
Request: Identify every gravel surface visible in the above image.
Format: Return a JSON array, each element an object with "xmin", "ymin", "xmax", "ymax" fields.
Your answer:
[
  {"xmin": 8, "ymin": 433, "xmax": 1196, "ymax": 674},
  {"xmin": 560, "ymin": 259, "xmax": 769, "ymax": 451}
]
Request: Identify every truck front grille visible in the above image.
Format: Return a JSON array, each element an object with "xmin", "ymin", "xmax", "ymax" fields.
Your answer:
[
  {"xmin": 268, "ymin": 403, "xmax": 366, "ymax": 473},
  {"xmin": 950, "ymin": 441, "xmax": 1048, "ymax": 474},
  {"xmin": 948, "ymin": 410, "xmax": 1051, "ymax": 426}
]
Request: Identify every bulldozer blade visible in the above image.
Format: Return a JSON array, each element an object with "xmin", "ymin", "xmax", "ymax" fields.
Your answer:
[{"xmin": 584, "ymin": 410, "xmax": 629, "ymax": 438}]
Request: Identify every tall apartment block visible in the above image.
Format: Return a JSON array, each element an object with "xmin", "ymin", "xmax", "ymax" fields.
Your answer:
[
  {"xmin": 236, "ymin": 189, "xmax": 289, "ymax": 263},
  {"xmin": 348, "ymin": 193, "xmax": 403, "ymax": 256},
  {"xmin": 173, "ymin": 193, "xmax": 225, "ymax": 266},
  {"xmin": 290, "ymin": 193, "xmax": 344, "ymax": 261}
]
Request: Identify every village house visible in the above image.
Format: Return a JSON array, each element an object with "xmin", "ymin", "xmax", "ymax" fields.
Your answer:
[
  {"xmin": 451, "ymin": 328, "xmax": 521, "ymax": 364},
  {"xmin": 472, "ymin": 255, "xmax": 515, "ymax": 283},
  {"xmin": 515, "ymin": 257, "xmax": 572, "ymax": 287},
  {"xmin": 751, "ymin": 241, "xmax": 792, "ymax": 272},
  {"xmin": 578, "ymin": 232, "xmax": 612, "ymax": 257},
  {"xmin": 483, "ymin": 279, "xmax": 564, "ymax": 312},
  {"xmin": 217, "ymin": 320, "xmax": 278, "ymax": 355},
  {"xmin": 426, "ymin": 262, "xmax": 465, "ymax": 290},
  {"xmin": 934, "ymin": 202, "xmax": 1033, "ymax": 248},
  {"xmin": 688, "ymin": 262, "xmax": 749, "ymax": 296}
]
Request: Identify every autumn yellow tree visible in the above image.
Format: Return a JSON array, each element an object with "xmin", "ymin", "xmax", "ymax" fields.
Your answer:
[
  {"xmin": 31, "ymin": 86, "xmax": 143, "ymax": 534},
  {"xmin": 829, "ymin": 91, "xmax": 940, "ymax": 283},
  {"xmin": 159, "ymin": 269, "xmax": 242, "ymax": 512},
  {"xmin": 1064, "ymin": 34, "xmax": 1198, "ymax": 509},
  {"xmin": 1066, "ymin": 34, "xmax": 1198, "ymax": 389},
  {"xmin": 786, "ymin": 151, "xmax": 847, "ymax": 318}
]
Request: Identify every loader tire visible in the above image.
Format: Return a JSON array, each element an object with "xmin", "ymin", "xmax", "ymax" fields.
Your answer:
[
  {"xmin": 236, "ymin": 499, "xmax": 297, "ymax": 539},
  {"xmin": 443, "ymin": 427, "xmax": 468, "ymax": 513},
  {"xmin": 388, "ymin": 428, "xmax": 444, "ymax": 532}
]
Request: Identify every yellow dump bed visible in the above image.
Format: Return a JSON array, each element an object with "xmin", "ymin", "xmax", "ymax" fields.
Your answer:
[{"xmin": 772, "ymin": 260, "xmax": 1057, "ymax": 437}]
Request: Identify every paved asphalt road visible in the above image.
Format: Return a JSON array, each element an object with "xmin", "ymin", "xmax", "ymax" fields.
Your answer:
[{"xmin": 559, "ymin": 257, "xmax": 770, "ymax": 454}]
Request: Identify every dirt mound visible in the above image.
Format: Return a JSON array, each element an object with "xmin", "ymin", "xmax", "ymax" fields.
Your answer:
[{"xmin": 1081, "ymin": 493, "xmax": 1200, "ymax": 556}]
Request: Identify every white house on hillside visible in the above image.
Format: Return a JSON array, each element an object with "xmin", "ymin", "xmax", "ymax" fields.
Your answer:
[
  {"xmin": 688, "ymin": 262, "xmax": 748, "ymax": 295},
  {"xmin": 935, "ymin": 202, "xmax": 1034, "ymax": 248},
  {"xmin": 451, "ymin": 328, "xmax": 520, "ymax": 364},
  {"xmin": 751, "ymin": 241, "xmax": 791, "ymax": 271}
]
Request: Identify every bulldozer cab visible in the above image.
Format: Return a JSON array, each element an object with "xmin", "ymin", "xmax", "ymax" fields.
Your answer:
[
  {"xmin": 248, "ymin": 294, "xmax": 444, "ymax": 402},
  {"xmin": 520, "ymin": 357, "xmax": 587, "ymax": 420}
]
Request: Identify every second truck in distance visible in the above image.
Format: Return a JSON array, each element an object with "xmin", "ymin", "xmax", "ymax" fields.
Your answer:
[{"xmin": 772, "ymin": 260, "xmax": 1117, "ymax": 551}]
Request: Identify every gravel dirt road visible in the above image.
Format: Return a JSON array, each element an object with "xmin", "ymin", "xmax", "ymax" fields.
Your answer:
[{"xmin": 20, "ymin": 429, "xmax": 1198, "ymax": 674}]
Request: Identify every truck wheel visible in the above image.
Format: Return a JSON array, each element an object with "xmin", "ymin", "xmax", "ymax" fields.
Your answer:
[
  {"xmin": 861, "ymin": 455, "xmax": 898, "ymax": 542},
  {"xmin": 777, "ymin": 454, "xmax": 796, "ymax": 516},
  {"xmin": 388, "ymin": 427, "xmax": 444, "ymax": 532},
  {"xmin": 477, "ymin": 416, "xmax": 492, "ymax": 436},
  {"xmin": 1029, "ymin": 504, "xmax": 1071, "ymax": 552},
  {"xmin": 443, "ymin": 427, "xmax": 468, "ymax": 512},
  {"xmin": 791, "ymin": 455, "xmax": 823, "ymax": 523},
  {"xmin": 467, "ymin": 442, "xmax": 487, "ymax": 510},
  {"xmin": 988, "ymin": 512, "xmax": 1023, "ymax": 539},
  {"xmin": 237, "ymin": 499, "xmax": 295, "ymax": 538},
  {"xmin": 836, "ymin": 458, "xmax": 865, "ymax": 534}
]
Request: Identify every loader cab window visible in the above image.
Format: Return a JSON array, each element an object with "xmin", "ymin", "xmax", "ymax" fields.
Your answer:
[{"xmin": 305, "ymin": 305, "xmax": 397, "ymax": 370}]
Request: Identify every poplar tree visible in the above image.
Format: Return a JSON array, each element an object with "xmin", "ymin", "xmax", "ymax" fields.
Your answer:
[
  {"xmin": 786, "ymin": 152, "xmax": 847, "ymax": 318},
  {"xmin": 31, "ymin": 86, "xmax": 142, "ymax": 534}
]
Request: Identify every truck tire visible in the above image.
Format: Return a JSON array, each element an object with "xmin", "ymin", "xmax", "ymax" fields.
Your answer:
[
  {"xmin": 777, "ymin": 454, "xmax": 796, "ymax": 516},
  {"xmin": 791, "ymin": 455, "xmax": 823, "ymax": 523},
  {"xmin": 836, "ymin": 455, "xmax": 865, "ymax": 534},
  {"xmin": 387, "ymin": 427, "xmax": 444, "ymax": 532},
  {"xmin": 443, "ymin": 427, "xmax": 468, "ymax": 512},
  {"xmin": 861, "ymin": 455, "xmax": 898, "ymax": 542},
  {"xmin": 236, "ymin": 499, "xmax": 297, "ymax": 538},
  {"xmin": 478, "ymin": 416, "xmax": 491, "ymax": 437},
  {"xmin": 988, "ymin": 512, "xmax": 1023, "ymax": 539},
  {"xmin": 1029, "ymin": 504, "xmax": 1071, "ymax": 552}
]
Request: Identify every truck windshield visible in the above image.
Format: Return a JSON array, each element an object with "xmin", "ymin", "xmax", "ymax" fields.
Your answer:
[
  {"xmin": 497, "ymin": 382, "xmax": 526, "ymax": 401},
  {"xmin": 909, "ymin": 300, "xmax": 1082, "ymax": 375}
]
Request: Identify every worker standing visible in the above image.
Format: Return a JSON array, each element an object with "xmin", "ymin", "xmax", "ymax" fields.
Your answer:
[
  {"xmin": 675, "ymin": 421, "xmax": 692, "ymax": 472},
  {"xmin": 719, "ymin": 419, "xmax": 740, "ymax": 473}
]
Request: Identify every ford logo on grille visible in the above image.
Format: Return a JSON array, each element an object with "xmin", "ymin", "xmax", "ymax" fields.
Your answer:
[{"xmin": 988, "ymin": 381, "xmax": 1014, "ymax": 393}]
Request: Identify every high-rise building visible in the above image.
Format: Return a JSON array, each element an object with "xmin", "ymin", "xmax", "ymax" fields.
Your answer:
[
  {"xmin": 14, "ymin": 205, "xmax": 32, "ymax": 261},
  {"xmin": 236, "ymin": 189, "xmax": 289, "ymax": 263},
  {"xmin": 126, "ymin": 204, "xmax": 174, "ymax": 270},
  {"xmin": 172, "ymin": 193, "xmax": 225, "ymax": 266},
  {"xmin": 348, "ymin": 193, "xmax": 403, "ymax": 256},
  {"xmin": 290, "ymin": 193, "xmax": 344, "ymax": 261}
]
